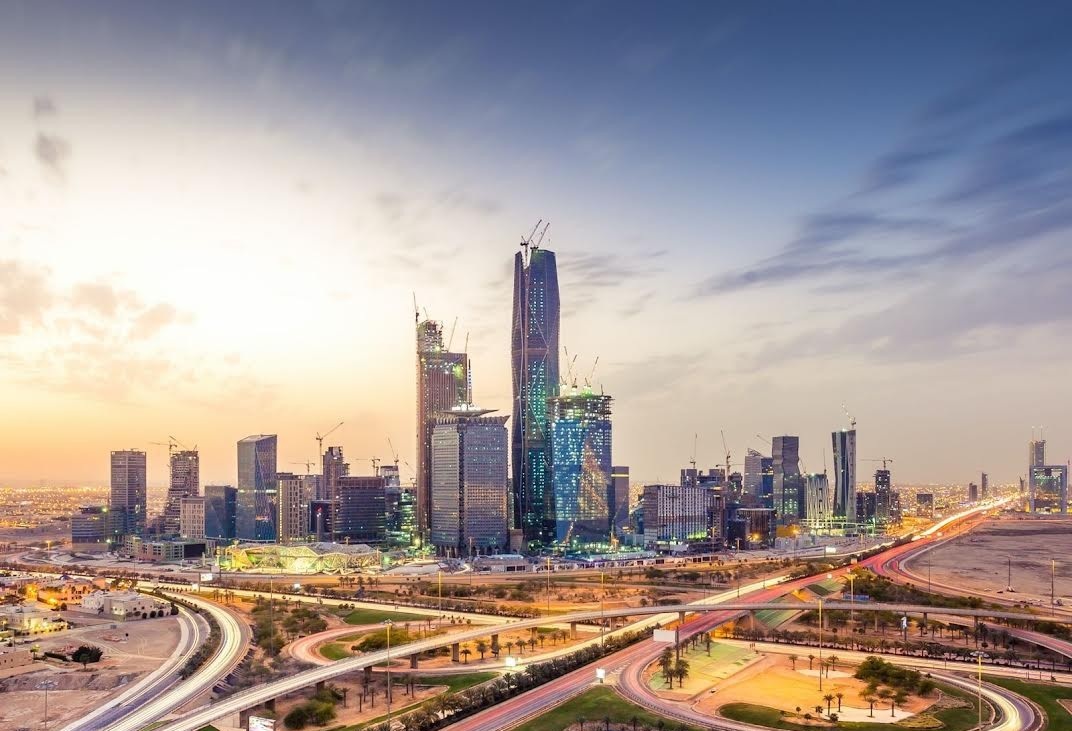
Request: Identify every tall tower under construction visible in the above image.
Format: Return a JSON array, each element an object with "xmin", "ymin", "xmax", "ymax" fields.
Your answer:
[
  {"xmin": 511, "ymin": 232, "xmax": 560, "ymax": 546},
  {"xmin": 415, "ymin": 316, "xmax": 468, "ymax": 544}
]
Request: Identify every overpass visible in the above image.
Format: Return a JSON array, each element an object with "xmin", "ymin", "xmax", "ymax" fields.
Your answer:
[{"xmin": 155, "ymin": 597, "xmax": 1069, "ymax": 731}]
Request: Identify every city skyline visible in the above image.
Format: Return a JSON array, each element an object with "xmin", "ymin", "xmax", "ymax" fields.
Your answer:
[{"xmin": 2, "ymin": 1, "xmax": 1072, "ymax": 487}]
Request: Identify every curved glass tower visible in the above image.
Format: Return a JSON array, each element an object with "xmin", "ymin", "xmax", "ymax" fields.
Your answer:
[{"xmin": 511, "ymin": 246, "xmax": 560, "ymax": 545}]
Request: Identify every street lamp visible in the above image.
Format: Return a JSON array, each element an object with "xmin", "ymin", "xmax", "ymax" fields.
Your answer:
[
  {"xmin": 437, "ymin": 569, "xmax": 443, "ymax": 623},
  {"xmin": 1052, "ymin": 559, "xmax": 1057, "ymax": 617},
  {"xmin": 600, "ymin": 571, "xmax": 606, "ymax": 647},
  {"xmin": 817, "ymin": 597, "xmax": 824, "ymax": 692},
  {"xmin": 970, "ymin": 651, "xmax": 988, "ymax": 728},
  {"xmin": 37, "ymin": 679, "xmax": 57, "ymax": 728},
  {"xmin": 383, "ymin": 619, "xmax": 394, "ymax": 726}
]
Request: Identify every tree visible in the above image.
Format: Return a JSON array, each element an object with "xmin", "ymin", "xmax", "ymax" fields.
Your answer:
[
  {"xmin": 673, "ymin": 658, "xmax": 690, "ymax": 689},
  {"xmin": 835, "ymin": 691, "xmax": 844, "ymax": 711},
  {"xmin": 630, "ymin": 715, "xmax": 640, "ymax": 731},
  {"xmin": 860, "ymin": 689, "xmax": 877, "ymax": 717},
  {"xmin": 72, "ymin": 644, "xmax": 104, "ymax": 668},
  {"xmin": 877, "ymin": 687, "xmax": 894, "ymax": 716},
  {"xmin": 578, "ymin": 716, "xmax": 586, "ymax": 731},
  {"xmin": 788, "ymin": 654, "xmax": 798, "ymax": 670},
  {"xmin": 829, "ymin": 654, "xmax": 839, "ymax": 671},
  {"xmin": 461, "ymin": 647, "xmax": 472, "ymax": 664},
  {"xmin": 823, "ymin": 694, "xmax": 835, "ymax": 715},
  {"xmin": 892, "ymin": 689, "xmax": 908, "ymax": 717},
  {"xmin": 659, "ymin": 647, "xmax": 674, "ymax": 687},
  {"xmin": 476, "ymin": 640, "xmax": 488, "ymax": 660},
  {"xmin": 808, "ymin": 653, "xmax": 815, "ymax": 670}
]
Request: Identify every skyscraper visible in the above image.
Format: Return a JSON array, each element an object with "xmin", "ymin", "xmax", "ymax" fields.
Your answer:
[
  {"xmin": 430, "ymin": 406, "xmax": 509, "ymax": 554},
  {"xmin": 772, "ymin": 436, "xmax": 804, "ymax": 524},
  {"xmin": 163, "ymin": 450, "xmax": 199, "ymax": 535},
  {"xmin": 321, "ymin": 446, "xmax": 348, "ymax": 539},
  {"xmin": 804, "ymin": 472, "xmax": 831, "ymax": 529},
  {"xmin": 110, "ymin": 450, "xmax": 147, "ymax": 539},
  {"xmin": 179, "ymin": 496, "xmax": 205, "ymax": 540},
  {"xmin": 549, "ymin": 388, "xmax": 612, "ymax": 544},
  {"xmin": 743, "ymin": 449, "xmax": 766, "ymax": 497},
  {"xmin": 415, "ymin": 318, "xmax": 468, "ymax": 544},
  {"xmin": 236, "ymin": 434, "xmax": 278, "ymax": 542},
  {"xmin": 831, "ymin": 429, "xmax": 857, "ymax": 523},
  {"xmin": 204, "ymin": 485, "xmax": 237, "ymax": 541},
  {"xmin": 277, "ymin": 472, "xmax": 309, "ymax": 544},
  {"xmin": 511, "ymin": 245, "xmax": 560, "ymax": 545},
  {"xmin": 336, "ymin": 476, "xmax": 387, "ymax": 543},
  {"xmin": 980, "ymin": 472, "xmax": 989, "ymax": 499},
  {"xmin": 610, "ymin": 466, "xmax": 631, "ymax": 535},
  {"xmin": 874, "ymin": 468, "xmax": 891, "ymax": 521}
]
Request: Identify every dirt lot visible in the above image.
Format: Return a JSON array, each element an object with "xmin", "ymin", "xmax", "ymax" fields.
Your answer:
[
  {"xmin": 920, "ymin": 517, "xmax": 1072, "ymax": 599},
  {"xmin": 0, "ymin": 616, "xmax": 180, "ymax": 731}
]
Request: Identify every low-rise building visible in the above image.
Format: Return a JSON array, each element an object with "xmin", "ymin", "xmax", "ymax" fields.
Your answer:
[
  {"xmin": 0, "ymin": 605, "xmax": 67, "ymax": 634},
  {"xmin": 80, "ymin": 591, "xmax": 170, "ymax": 620},
  {"xmin": 0, "ymin": 648, "xmax": 33, "ymax": 670},
  {"xmin": 30, "ymin": 577, "xmax": 102, "ymax": 606}
]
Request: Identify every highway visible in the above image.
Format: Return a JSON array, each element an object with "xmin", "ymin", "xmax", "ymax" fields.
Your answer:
[{"xmin": 62, "ymin": 593, "xmax": 249, "ymax": 731}]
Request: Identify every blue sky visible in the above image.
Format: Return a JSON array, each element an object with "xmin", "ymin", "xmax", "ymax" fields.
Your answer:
[{"xmin": 1, "ymin": 1, "xmax": 1070, "ymax": 487}]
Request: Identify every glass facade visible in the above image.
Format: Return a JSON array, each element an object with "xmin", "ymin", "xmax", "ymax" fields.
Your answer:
[
  {"xmin": 163, "ymin": 450, "xmax": 199, "ymax": 535},
  {"xmin": 236, "ymin": 435, "xmax": 278, "ymax": 542},
  {"xmin": 831, "ymin": 429, "xmax": 857, "ymax": 521},
  {"xmin": 549, "ymin": 389, "xmax": 612, "ymax": 544},
  {"xmin": 110, "ymin": 450, "xmax": 147, "ymax": 538},
  {"xmin": 204, "ymin": 484, "xmax": 237, "ymax": 540},
  {"xmin": 511, "ymin": 247, "xmax": 560, "ymax": 545},
  {"xmin": 772, "ymin": 436, "xmax": 804, "ymax": 524}
]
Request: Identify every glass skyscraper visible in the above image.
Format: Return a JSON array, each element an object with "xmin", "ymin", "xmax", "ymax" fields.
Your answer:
[
  {"xmin": 163, "ymin": 450, "xmax": 199, "ymax": 535},
  {"xmin": 549, "ymin": 388, "xmax": 612, "ymax": 544},
  {"xmin": 772, "ymin": 436, "xmax": 804, "ymax": 524},
  {"xmin": 831, "ymin": 429, "xmax": 857, "ymax": 522},
  {"xmin": 109, "ymin": 449, "xmax": 147, "ymax": 539},
  {"xmin": 236, "ymin": 434, "xmax": 278, "ymax": 542},
  {"xmin": 511, "ymin": 246, "xmax": 560, "ymax": 545}
]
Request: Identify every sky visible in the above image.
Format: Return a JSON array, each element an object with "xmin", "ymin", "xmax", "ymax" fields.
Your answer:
[{"xmin": 1, "ymin": 0, "xmax": 1071, "ymax": 492}]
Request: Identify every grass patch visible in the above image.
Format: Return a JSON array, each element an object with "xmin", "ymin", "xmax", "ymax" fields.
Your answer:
[
  {"xmin": 319, "ymin": 642, "xmax": 351, "ymax": 661},
  {"xmin": 985, "ymin": 675, "xmax": 1072, "ymax": 728},
  {"xmin": 424, "ymin": 671, "xmax": 499, "ymax": 693},
  {"xmin": 512, "ymin": 686, "xmax": 705, "ymax": 731},
  {"xmin": 719, "ymin": 684, "xmax": 984, "ymax": 731},
  {"xmin": 340, "ymin": 608, "xmax": 428, "ymax": 625}
]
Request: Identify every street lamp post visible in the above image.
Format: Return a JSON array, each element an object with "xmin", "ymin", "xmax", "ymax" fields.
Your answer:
[
  {"xmin": 546, "ymin": 556, "xmax": 552, "ymax": 613},
  {"xmin": 971, "ymin": 651, "xmax": 988, "ymax": 728},
  {"xmin": 38, "ymin": 679, "xmax": 57, "ymax": 729},
  {"xmin": 437, "ymin": 569, "xmax": 443, "ymax": 623},
  {"xmin": 600, "ymin": 571, "xmax": 606, "ymax": 647},
  {"xmin": 1052, "ymin": 559, "xmax": 1057, "ymax": 617},
  {"xmin": 818, "ymin": 597, "xmax": 824, "ymax": 691},
  {"xmin": 383, "ymin": 619, "xmax": 394, "ymax": 726}
]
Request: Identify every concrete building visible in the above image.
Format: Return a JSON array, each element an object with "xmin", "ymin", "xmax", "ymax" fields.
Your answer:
[
  {"xmin": 875, "ymin": 468, "xmax": 892, "ymax": 521},
  {"xmin": 804, "ymin": 473, "xmax": 831, "ymax": 529},
  {"xmin": 416, "ymin": 318, "xmax": 469, "ymax": 545},
  {"xmin": 81, "ymin": 591, "xmax": 170, "ymax": 620},
  {"xmin": 968, "ymin": 482, "xmax": 979, "ymax": 503},
  {"xmin": 0, "ymin": 605, "xmax": 66, "ymax": 634},
  {"xmin": 204, "ymin": 485, "xmax": 237, "ymax": 541},
  {"xmin": 236, "ymin": 435, "xmax": 278, "ymax": 542},
  {"xmin": 0, "ymin": 648, "xmax": 33, "ymax": 670},
  {"xmin": 831, "ymin": 429, "xmax": 857, "ymax": 523},
  {"xmin": 610, "ymin": 466, "xmax": 630, "ymax": 535},
  {"xmin": 277, "ymin": 472, "xmax": 309, "ymax": 544},
  {"xmin": 71, "ymin": 505, "xmax": 109, "ymax": 552},
  {"xmin": 110, "ymin": 450, "xmax": 147, "ymax": 538},
  {"xmin": 916, "ymin": 492, "xmax": 935, "ymax": 518},
  {"xmin": 641, "ymin": 484, "xmax": 722, "ymax": 545},
  {"xmin": 179, "ymin": 496, "xmax": 205, "ymax": 540},
  {"xmin": 430, "ymin": 407, "xmax": 509, "ymax": 554},
  {"xmin": 511, "ymin": 245, "xmax": 560, "ymax": 545},
  {"xmin": 336, "ymin": 476, "xmax": 387, "ymax": 543},
  {"xmin": 549, "ymin": 388, "xmax": 612, "ymax": 544},
  {"xmin": 321, "ymin": 446, "xmax": 348, "ymax": 536},
  {"xmin": 163, "ymin": 450, "xmax": 199, "ymax": 535},
  {"xmin": 1030, "ymin": 464, "xmax": 1068, "ymax": 513},
  {"xmin": 772, "ymin": 436, "xmax": 804, "ymax": 524},
  {"xmin": 981, "ymin": 472, "xmax": 989, "ymax": 499}
]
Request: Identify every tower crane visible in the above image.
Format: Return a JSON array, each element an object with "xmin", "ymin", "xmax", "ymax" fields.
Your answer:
[
  {"xmin": 290, "ymin": 460, "xmax": 316, "ymax": 474},
  {"xmin": 519, "ymin": 220, "xmax": 550, "ymax": 262},
  {"xmin": 842, "ymin": 403, "xmax": 857, "ymax": 430},
  {"xmin": 316, "ymin": 421, "xmax": 344, "ymax": 459},
  {"xmin": 862, "ymin": 457, "xmax": 895, "ymax": 470},
  {"xmin": 150, "ymin": 438, "xmax": 178, "ymax": 455},
  {"xmin": 720, "ymin": 430, "xmax": 732, "ymax": 483},
  {"xmin": 583, "ymin": 356, "xmax": 600, "ymax": 389}
]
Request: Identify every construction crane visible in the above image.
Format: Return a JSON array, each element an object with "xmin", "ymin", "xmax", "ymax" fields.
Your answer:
[
  {"xmin": 583, "ymin": 356, "xmax": 600, "ymax": 389},
  {"xmin": 290, "ymin": 460, "xmax": 316, "ymax": 474},
  {"xmin": 563, "ymin": 346, "xmax": 579, "ymax": 389},
  {"xmin": 149, "ymin": 438, "xmax": 178, "ymax": 455},
  {"xmin": 353, "ymin": 457, "xmax": 382, "ymax": 472},
  {"xmin": 519, "ymin": 220, "xmax": 550, "ymax": 262},
  {"xmin": 315, "ymin": 421, "xmax": 344, "ymax": 458},
  {"xmin": 720, "ymin": 430, "xmax": 732, "ymax": 483},
  {"xmin": 689, "ymin": 433, "xmax": 699, "ymax": 472},
  {"xmin": 386, "ymin": 437, "xmax": 413, "ymax": 472},
  {"xmin": 842, "ymin": 403, "xmax": 857, "ymax": 430},
  {"xmin": 863, "ymin": 457, "xmax": 895, "ymax": 470}
]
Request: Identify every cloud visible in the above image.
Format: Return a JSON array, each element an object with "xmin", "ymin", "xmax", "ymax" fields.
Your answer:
[
  {"xmin": 70, "ymin": 283, "xmax": 136, "ymax": 317},
  {"xmin": 33, "ymin": 96, "xmax": 57, "ymax": 118},
  {"xmin": 34, "ymin": 133, "xmax": 71, "ymax": 177},
  {"xmin": 130, "ymin": 303, "xmax": 178, "ymax": 340},
  {"xmin": 0, "ymin": 259, "xmax": 53, "ymax": 335}
]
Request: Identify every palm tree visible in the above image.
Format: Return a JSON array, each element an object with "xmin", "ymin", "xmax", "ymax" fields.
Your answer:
[
  {"xmin": 814, "ymin": 705, "xmax": 823, "ymax": 716},
  {"xmin": 892, "ymin": 689, "xmax": 908, "ymax": 717},
  {"xmin": 835, "ymin": 691, "xmax": 843, "ymax": 711},
  {"xmin": 860, "ymin": 689, "xmax": 877, "ymax": 717},
  {"xmin": 659, "ymin": 647, "xmax": 674, "ymax": 687},
  {"xmin": 808, "ymin": 653, "xmax": 815, "ymax": 670},
  {"xmin": 630, "ymin": 715, "xmax": 640, "ymax": 731},
  {"xmin": 578, "ymin": 716, "xmax": 586, "ymax": 731},
  {"xmin": 877, "ymin": 687, "xmax": 894, "ymax": 716},
  {"xmin": 476, "ymin": 640, "xmax": 488, "ymax": 660},
  {"xmin": 674, "ymin": 658, "xmax": 690, "ymax": 689},
  {"xmin": 461, "ymin": 647, "xmax": 472, "ymax": 663},
  {"xmin": 603, "ymin": 715, "xmax": 611, "ymax": 731},
  {"xmin": 528, "ymin": 637, "xmax": 538, "ymax": 653},
  {"xmin": 829, "ymin": 654, "xmax": 839, "ymax": 672},
  {"xmin": 823, "ymin": 694, "xmax": 835, "ymax": 715},
  {"xmin": 788, "ymin": 654, "xmax": 798, "ymax": 670}
]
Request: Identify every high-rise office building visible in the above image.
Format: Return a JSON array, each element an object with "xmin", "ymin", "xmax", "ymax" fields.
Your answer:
[
  {"xmin": 804, "ymin": 473, "xmax": 831, "ymax": 528},
  {"xmin": 336, "ymin": 476, "xmax": 387, "ymax": 543},
  {"xmin": 1030, "ymin": 465, "xmax": 1068, "ymax": 514},
  {"xmin": 641, "ymin": 484, "xmax": 722, "ymax": 545},
  {"xmin": 110, "ymin": 450, "xmax": 147, "ymax": 538},
  {"xmin": 874, "ymin": 468, "xmax": 892, "ymax": 521},
  {"xmin": 980, "ymin": 472, "xmax": 989, "ymax": 499},
  {"xmin": 549, "ymin": 388, "xmax": 612, "ymax": 544},
  {"xmin": 204, "ymin": 485, "xmax": 237, "ymax": 541},
  {"xmin": 277, "ymin": 472, "xmax": 309, "ymax": 544},
  {"xmin": 164, "ymin": 450, "xmax": 199, "ymax": 535},
  {"xmin": 772, "ymin": 436, "xmax": 804, "ymax": 524},
  {"xmin": 1030, "ymin": 439, "xmax": 1046, "ymax": 468},
  {"xmin": 430, "ymin": 407, "xmax": 509, "ymax": 554},
  {"xmin": 610, "ymin": 466, "xmax": 630, "ymax": 535},
  {"xmin": 179, "ymin": 496, "xmax": 205, "ymax": 540},
  {"xmin": 916, "ymin": 493, "xmax": 934, "ymax": 518},
  {"xmin": 831, "ymin": 429, "xmax": 857, "ymax": 522},
  {"xmin": 511, "ymin": 245, "xmax": 560, "ymax": 545},
  {"xmin": 236, "ymin": 435, "xmax": 278, "ymax": 542},
  {"xmin": 968, "ymin": 482, "xmax": 979, "ymax": 503},
  {"xmin": 743, "ymin": 449, "xmax": 766, "ymax": 497},
  {"xmin": 321, "ymin": 446, "xmax": 348, "ymax": 501},
  {"xmin": 416, "ymin": 318, "xmax": 469, "ymax": 544}
]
